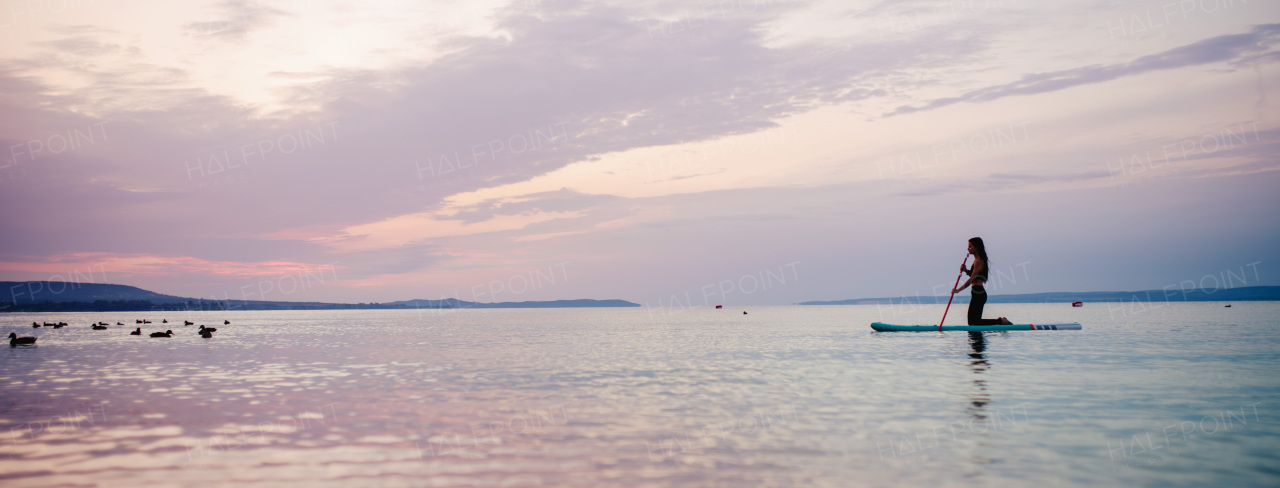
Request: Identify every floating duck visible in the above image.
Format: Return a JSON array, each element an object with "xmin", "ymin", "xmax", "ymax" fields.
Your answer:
[
  {"xmin": 200, "ymin": 330, "xmax": 213, "ymax": 339},
  {"xmin": 130, "ymin": 327, "xmax": 141, "ymax": 335},
  {"xmin": 224, "ymin": 320, "xmax": 230, "ymax": 325},
  {"xmin": 198, "ymin": 325, "xmax": 217, "ymax": 334},
  {"xmin": 136, "ymin": 320, "xmax": 143, "ymax": 324},
  {"xmin": 116, "ymin": 322, "xmax": 123, "ymax": 326},
  {"xmin": 52, "ymin": 323, "xmax": 65, "ymax": 329},
  {"xmin": 162, "ymin": 319, "xmax": 168, "ymax": 324},
  {"xmin": 31, "ymin": 322, "xmax": 40, "ymax": 328},
  {"xmin": 184, "ymin": 321, "xmax": 194, "ymax": 326},
  {"xmin": 149, "ymin": 330, "xmax": 173, "ymax": 338},
  {"xmin": 91, "ymin": 324, "xmax": 108, "ymax": 330},
  {"xmin": 9, "ymin": 333, "xmax": 37, "ymax": 346}
]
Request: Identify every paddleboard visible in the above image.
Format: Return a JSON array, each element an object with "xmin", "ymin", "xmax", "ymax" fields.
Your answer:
[{"xmin": 870, "ymin": 322, "xmax": 1082, "ymax": 332}]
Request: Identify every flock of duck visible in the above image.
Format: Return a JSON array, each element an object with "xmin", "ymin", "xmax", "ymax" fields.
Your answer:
[{"xmin": 8, "ymin": 319, "xmax": 230, "ymax": 346}]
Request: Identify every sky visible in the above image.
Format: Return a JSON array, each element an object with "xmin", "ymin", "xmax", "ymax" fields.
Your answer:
[{"xmin": 0, "ymin": 0, "xmax": 1278, "ymax": 307}]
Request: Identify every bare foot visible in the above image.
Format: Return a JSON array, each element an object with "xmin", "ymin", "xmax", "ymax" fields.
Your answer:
[{"xmin": 998, "ymin": 317, "xmax": 1013, "ymax": 325}]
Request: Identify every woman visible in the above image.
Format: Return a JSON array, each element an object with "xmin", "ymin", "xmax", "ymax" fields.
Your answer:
[{"xmin": 953, "ymin": 237, "xmax": 1012, "ymax": 325}]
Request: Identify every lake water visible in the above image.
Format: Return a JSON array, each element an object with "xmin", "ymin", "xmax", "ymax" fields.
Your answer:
[{"xmin": 1, "ymin": 302, "xmax": 1278, "ymax": 487}]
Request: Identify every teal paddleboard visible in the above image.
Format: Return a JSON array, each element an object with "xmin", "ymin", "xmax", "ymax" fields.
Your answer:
[{"xmin": 870, "ymin": 322, "xmax": 1082, "ymax": 332}]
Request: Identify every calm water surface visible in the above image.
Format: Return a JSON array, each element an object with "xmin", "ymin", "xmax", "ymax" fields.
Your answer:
[{"xmin": 1, "ymin": 303, "xmax": 1278, "ymax": 486}]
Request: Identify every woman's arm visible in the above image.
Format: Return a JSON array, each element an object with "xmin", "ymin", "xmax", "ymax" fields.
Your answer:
[{"xmin": 953, "ymin": 258, "xmax": 984, "ymax": 293}]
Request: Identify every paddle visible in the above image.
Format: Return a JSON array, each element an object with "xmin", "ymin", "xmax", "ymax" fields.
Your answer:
[{"xmin": 939, "ymin": 254, "xmax": 970, "ymax": 332}]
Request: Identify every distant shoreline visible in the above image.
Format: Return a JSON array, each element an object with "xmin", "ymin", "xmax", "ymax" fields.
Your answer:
[
  {"xmin": 0, "ymin": 299, "xmax": 643, "ymax": 313},
  {"xmin": 0, "ymin": 298, "xmax": 640, "ymax": 313},
  {"xmin": 797, "ymin": 286, "xmax": 1280, "ymax": 305},
  {"xmin": 2, "ymin": 282, "xmax": 1276, "ymax": 313},
  {"xmin": 0, "ymin": 281, "xmax": 639, "ymax": 312}
]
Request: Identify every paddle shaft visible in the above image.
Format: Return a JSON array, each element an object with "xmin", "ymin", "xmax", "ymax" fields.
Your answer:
[{"xmin": 939, "ymin": 255, "xmax": 970, "ymax": 331}]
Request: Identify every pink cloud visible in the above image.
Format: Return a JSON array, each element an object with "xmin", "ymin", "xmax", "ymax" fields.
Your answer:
[{"xmin": 0, "ymin": 253, "xmax": 345, "ymax": 281}]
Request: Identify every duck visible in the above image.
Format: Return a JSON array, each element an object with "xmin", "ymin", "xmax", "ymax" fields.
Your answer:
[
  {"xmin": 142, "ymin": 320, "xmax": 152, "ymax": 324},
  {"xmin": 200, "ymin": 330, "xmax": 213, "ymax": 339},
  {"xmin": 31, "ymin": 322, "xmax": 40, "ymax": 328},
  {"xmin": 224, "ymin": 320, "xmax": 230, "ymax": 325},
  {"xmin": 184, "ymin": 321, "xmax": 194, "ymax": 326},
  {"xmin": 130, "ymin": 327, "xmax": 142, "ymax": 335},
  {"xmin": 52, "ymin": 323, "xmax": 66, "ymax": 329},
  {"xmin": 162, "ymin": 319, "xmax": 168, "ymax": 323},
  {"xmin": 91, "ymin": 324, "xmax": 108, "ymax": 330},
  {"xmin": 136, "ymin": 319, "xmax": 142, "ymax": 324},
  {"xmin": 116, "ymin": 322, "xmax": 123, "ymax": 326},
  {"xmin": 198, "ymin": 325, "xmax": 218, "ymax": 334},
  {"xmin": 149, "ymin": 330, "xmax": 173, "ymax": 338},
  {"xmin": 8, "ymin": 333, "xmax": 37, "ymax": 346}
]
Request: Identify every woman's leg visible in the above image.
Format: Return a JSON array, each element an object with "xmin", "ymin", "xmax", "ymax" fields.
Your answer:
[
  {"xmin": 969, "ymin": 287, "xmax": 1001, "ymax": 325},
  {"xmin": 967, "ymin": 288, "xmax": 983, "ymax": 325}
]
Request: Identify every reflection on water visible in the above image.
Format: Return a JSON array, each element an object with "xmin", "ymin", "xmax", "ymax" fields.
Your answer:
[
  {"xmin": 0, "ymin": 304, "xmax": 1278, "ymax": 487},
  {"xmin": 961, "ymin": 331, "xmax": 996, "ymax": 479},
  {"xmin": 966, "ymin": 332, "xmax": 991, "ymax": 419}
]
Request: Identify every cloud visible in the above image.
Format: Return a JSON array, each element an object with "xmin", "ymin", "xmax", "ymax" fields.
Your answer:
[
  {"xmin": 888, "ymin": 23, "xmax": 1280, "ymax": 117},
  {"xmin": 447, "ymin": 188, "xmax": 622, "ymax": 223},
  {"xmin": 182, "ymin": 0, "xmax": 288, "ymax": 42},
  {"xmin": 888, "ymin": 124, "xmax": 1280, "ymax": 198},
  {"xmin": 0, "ymin": 252, "xmax": 342, "ymax": 280},
  {"xmin": 3, "ymin": 2, "xmax": 1276, "ymax": 301},
  {"xmin": 3, "ymin": 1, "xmax": 980, "ymax": 262},
  {"xmin": 321, "ymin": 243, "xmax": 445, "ymax": 279}
]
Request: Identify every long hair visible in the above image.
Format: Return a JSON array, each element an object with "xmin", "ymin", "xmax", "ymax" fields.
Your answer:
[{"xmin": 969, "ymin": 237, "xmax": 989, "ymax": 265}]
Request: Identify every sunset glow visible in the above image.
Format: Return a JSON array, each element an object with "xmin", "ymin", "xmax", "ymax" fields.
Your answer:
[{"xmin": 1, "ymin": 0, "xmax": 1277, "ymax": 304}]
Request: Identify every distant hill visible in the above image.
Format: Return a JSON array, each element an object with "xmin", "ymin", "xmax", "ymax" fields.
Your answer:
[
  {"xmin": 0, "ymin": 281, "xmax": 640, "ymax": 312},
  {"xmin": 798, "ymin": 286, "xmax": 1280, "ymax": 305},
  {"xmin": 2, "ymin": 281, "xmax": 190, "ymax": 304}
]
